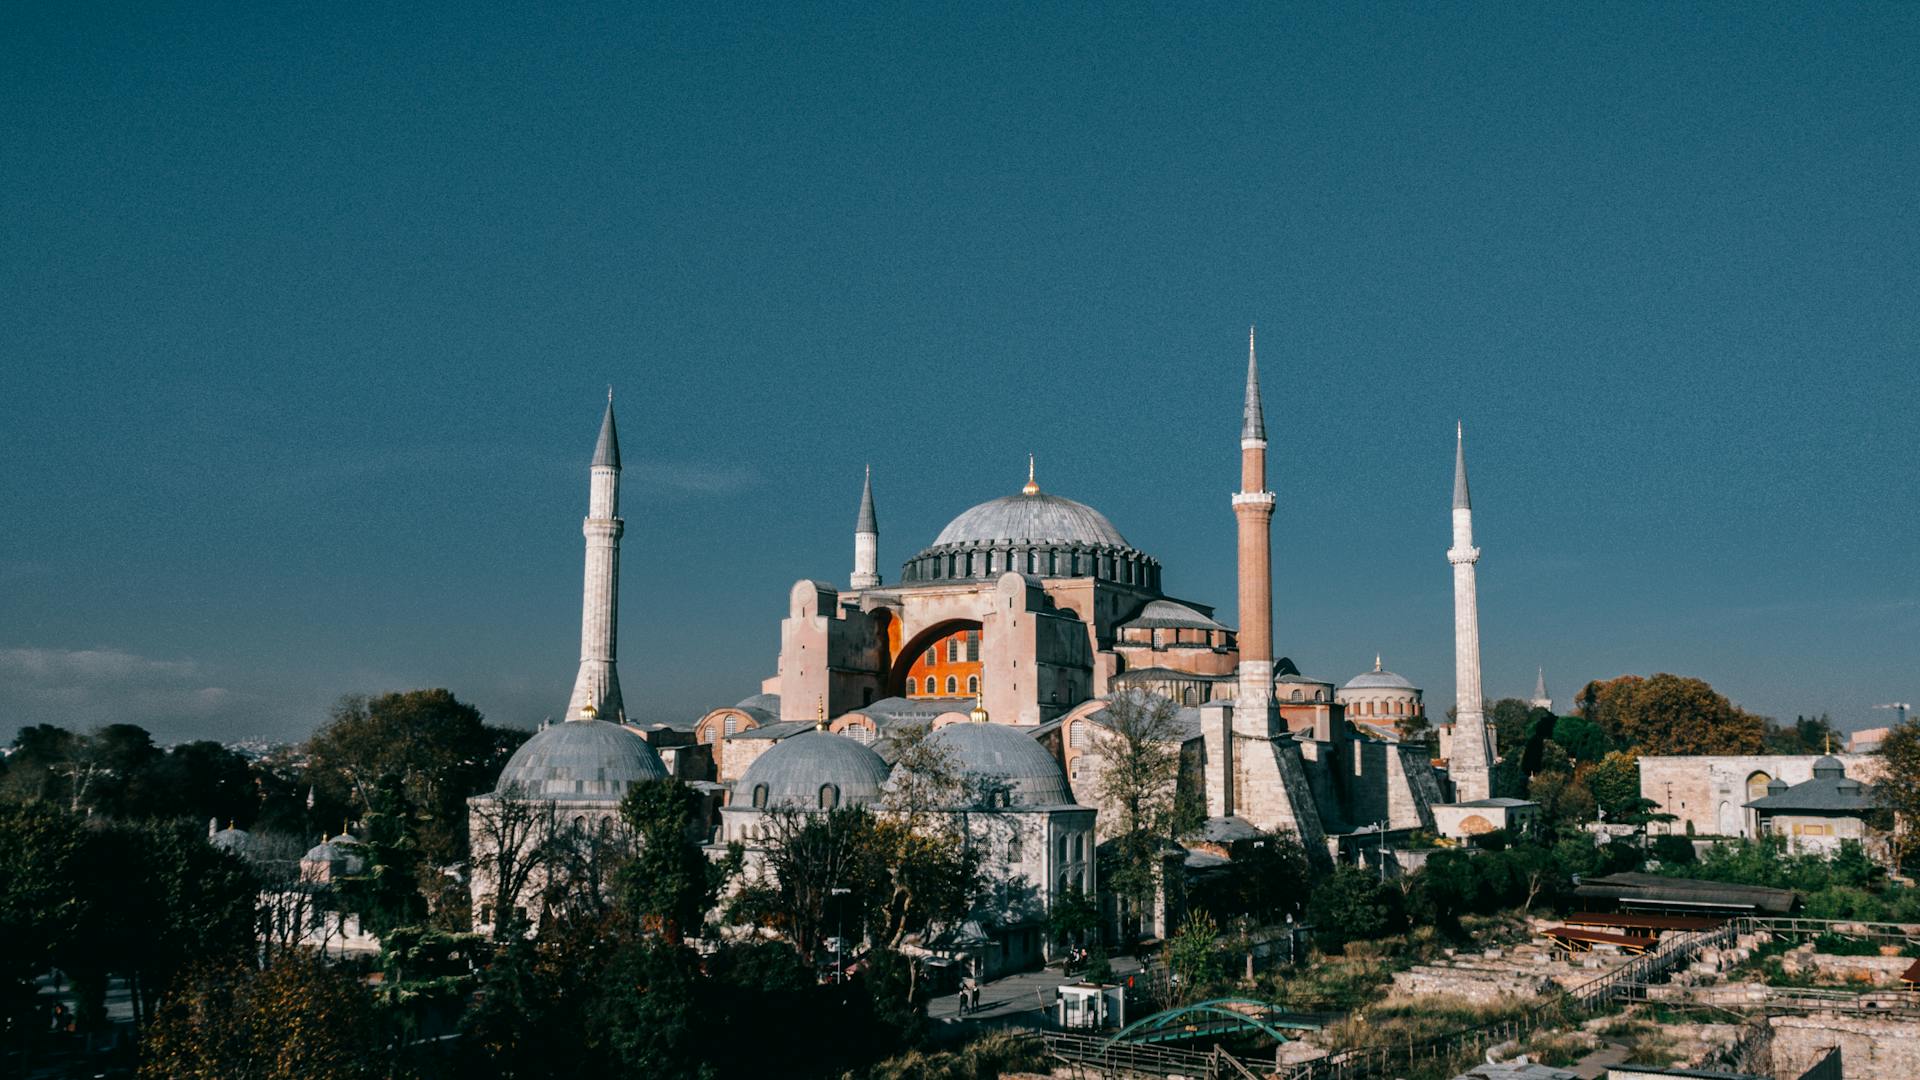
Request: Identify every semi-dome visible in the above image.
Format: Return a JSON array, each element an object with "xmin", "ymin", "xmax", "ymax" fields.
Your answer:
[
  {"xmin": 934, "ymin": 491, "xmax": 1129, "ymax": 549},
  {"xmin": 921, "ymin": 721, "xmax": 1077, "ymax": 807},
  {"xmin": 495, "ymin": 719, "xmax": 669, "ymax": 799},
  {"xmin": 736, "ymin": 730, "xmax": 892, "ymax": 810}
]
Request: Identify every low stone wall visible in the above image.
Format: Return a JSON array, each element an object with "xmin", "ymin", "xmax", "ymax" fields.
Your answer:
[
  {"xmin": 1780, "ymin": 949, "xmax": 1914, "ymax": 987},
  {"xmin": 1389, "ymin": 944, "xmax": 1623, "ymax": 1004},
  {"xmin": 1771, "ymin": 1013, "xmax": 1920, "ymax": 1079}
]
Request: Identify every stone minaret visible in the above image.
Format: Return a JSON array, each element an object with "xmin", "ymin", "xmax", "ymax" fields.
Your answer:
[
  {"xmin": 566, "ymin": 393, "xmax": 626, "ymax": 722},
  {"xmin": 1232, "ymin": 325, "xmax": 1277, "ymax": 732},
  {"xmin": 1448, "ymin": 423, "xmax": 1493, "ymax": 800},
  {"xmin": 851, "ymin": 465, "xmax": 880, "ymax": 589},
  {"xmin": 1530, "ymin": 667, "xmax": 1553, "ymax": 712}
]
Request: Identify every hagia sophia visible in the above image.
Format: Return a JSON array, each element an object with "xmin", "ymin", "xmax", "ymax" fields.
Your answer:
[{"xmin": 468, "ymin": 330, "xmax": 1504, "ymax": 963}]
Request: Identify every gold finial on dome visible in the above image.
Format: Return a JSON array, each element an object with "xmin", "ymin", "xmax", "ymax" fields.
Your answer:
[
  {"xmin": 1022, "ymin": 454, "xmax": 1039, "ymax": 496},
  {"xmin": 970, "ymin": 687, "xmax": 990, "ymax": 724},
  {"xmin": 816, "ymin": 697, "xmax": 826, "ymax": 731}
]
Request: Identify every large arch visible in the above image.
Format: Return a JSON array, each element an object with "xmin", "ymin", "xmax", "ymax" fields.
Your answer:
[{"xmin": 888, "ymin": 618, "xmax": 983, "ymax": 698}]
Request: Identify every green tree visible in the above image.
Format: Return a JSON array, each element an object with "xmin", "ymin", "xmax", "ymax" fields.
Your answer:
[
  {"xmin": 1090, "ymin": 690, "xmax": 1185, "ymax": 942},
  {"xmin": 1586, "ymin": 750, "xmax": 1650, "ymax": 823},
  {"xmin": 306, "ymin": 689, "xmax": 526, "ymax": 922},
  {"xmin": 1547, "ymin": 714, "xmax": 1613, "ymax": 763},
  {"xmin": 1876, "ymin": 718, "xmax": 1920, "ymax": 870},
  {"xmin": 618, "ymin": 779, "xmax": 736, "ymax": 941},
  {"xmin": 0, "ymin": 802, "xmax": 85, "ymax": 1062},
  {"xmin": 141, "ymin": 952, "xmax": 381, "ymax": 1080},
  {"xmin": 1165, "ymin": 910, "xmax": 1224, "ymax": 1002},
  {"xmin": 1576, "ymin": 674, "xmax": 1766, "ymax": 754},
  {"xmin": 1047, "ymin": 883, "xmax": 1100, "ymax": 949},
  {"xmin": 1306, "ymin": 866, "xmax": 1403, "ymax": 952}
]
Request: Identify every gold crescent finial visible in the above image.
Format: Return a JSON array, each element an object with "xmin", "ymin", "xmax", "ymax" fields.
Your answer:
[{"xmin": 816, "ymin": 696, "xmax": 826, "ymax": 731}]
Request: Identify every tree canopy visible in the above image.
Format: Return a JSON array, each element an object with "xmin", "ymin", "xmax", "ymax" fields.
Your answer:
[{"xmin": 1575, "ymin": 674, "xmax": 1767, "ymax": 754}]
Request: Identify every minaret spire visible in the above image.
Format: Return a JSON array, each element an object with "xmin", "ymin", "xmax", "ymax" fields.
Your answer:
[
  {"xmin": 1447, "ymin": 423, "xmax": 1492, "ymax": 800},
  {"xmin": 567, "ymin": 396, "xmax": 626, "ymax": 721},
  {"xmin": 851, "ymin": 465, "xmax": 880, "ymax": 589},
  {"xmin": 1530, "ymin": 667, "xmax": 1553, "ymax": 712},
  {"xmin": 1242, "ymin": 325, "xmax": 1266, "ymax": 443},
  {"xmin": 1232, "ymin": 326, "xmax": 1278, "ymax": 735}
]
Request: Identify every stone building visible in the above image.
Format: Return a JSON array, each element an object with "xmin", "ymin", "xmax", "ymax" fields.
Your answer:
[
  {"xmin": 1744, "ymin": 755, "xmax": 1881, "ymax": 855},
  {"xmin": 1639, "ymin": 751, "xmax": 1883, "ymax": 839},
  {"xmin": 715, "ymin": 329, "xmax": 1480, "ymax": 874},
  {"xmin": 1335, "ymin": 656, "xmax": 1424, "ymax": 731}
]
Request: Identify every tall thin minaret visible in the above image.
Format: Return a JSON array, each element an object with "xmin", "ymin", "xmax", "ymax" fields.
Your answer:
[
  {"xmin": 1233, "ymin": 326, "xmax": 1277, "ymax": 731},
  {"xmin": 1530, "ymin": 667, "xmax": 1553, "ymax": 712},
  {"xmin": 1448, "ymin": 422, "xmax": 1493, "ymax": 800},
  {"xmin": 566, "ymin": 392, "xmax": 626, "ymax": 722},
  {"xmin": 851, "ymin": 465, "xmax": 880, "ymax": 589}
]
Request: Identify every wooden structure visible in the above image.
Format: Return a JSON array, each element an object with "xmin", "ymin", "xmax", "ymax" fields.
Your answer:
[{"xmin": 1540, "ymin": 925, "xmax": 1655, "ymax": 957}]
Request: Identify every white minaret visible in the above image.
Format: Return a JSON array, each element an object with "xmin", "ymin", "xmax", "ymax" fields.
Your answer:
[
  {"xmin": 1530, "ymin": 667, "xmax": 1553, "ymax": 712},
  {"xmin": 566, "ymin": 392, "xmax": 626, "ymax": 722},
  {"xmin": 851, "ymin": 465, "xmax": 880, "ymax": 590},
  {"xmin": 1448, "ymin": 422, "xmax": 1493, "ymax": 800}
]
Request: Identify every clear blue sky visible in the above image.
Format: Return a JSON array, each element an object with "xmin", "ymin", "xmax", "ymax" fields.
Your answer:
[{"xmin": 3, "ymin": 3, "xmax": 1916, "ymax": 744}]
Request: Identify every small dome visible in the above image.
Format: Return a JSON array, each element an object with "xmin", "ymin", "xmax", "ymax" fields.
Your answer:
[
  {"xmin": 1811, "ymin": 755, "xmax": 1845, "ymax": 780},
  {"xmin": 210, "ymin": 826, "xmax": 250, "ymax": 853},
  {"xmin": 1342, "ymin": 667, "xmax": 1417, "ymax": 691},
  {"xmin": 303, "ymin": 834, "xmax": 366, "ymax": 874},
  {"xmin": 495, "ymin": 719, "xmax": 668, "ymax": 799},
  {"xmin": 1766, "ymin": 778, "xmax": 1789, "ymax": 796},
  {"xmin": 736, "ymin": 730, "xmax": 892, "ymax": 810},
  {"xmin": 921, "ymin": 722, "xmax": 1075, "ymax": 807},
  {"xmin": 934, "ymin": 491, "xmax": 1128, "ymax": 548}
]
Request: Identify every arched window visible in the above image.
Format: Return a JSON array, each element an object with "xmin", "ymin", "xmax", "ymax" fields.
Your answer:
[
  {"xmin": 1184, "ymin": 688, "xmax": 1198, "ymax": 705},
  {"xmin": 926, "ymin": 645, "xmax": 938, "ymax": 666},
  {"xmin": 1070, "ymin": 721, "xmax": 1089, "ymax": 748},
  {"xmin": 945, "ymin": 675, "xmax": 958, "ymax": 694},
  {"xmin": 698, "ymin": 725, "xmax": 714, "ymax": 744},
  {"xmin": 967, "ymin": 675, "xmax": 979, "ymax": 694},
  {"xmin": 1291, "ymin": 689, "xmax": 1303, "ymax": 702},
  {"xmin": 752, "ymin": 784, "xmax": 768, "ymax": 809},
  {"xmin": 819, "ymin": 784, "xmax": 839, "ymax": 810}
]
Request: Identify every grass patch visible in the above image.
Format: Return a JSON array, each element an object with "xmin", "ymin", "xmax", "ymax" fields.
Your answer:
[{"xmin": 855, "ymin": 1032, "xmax": 1044, "ymax": 1080}]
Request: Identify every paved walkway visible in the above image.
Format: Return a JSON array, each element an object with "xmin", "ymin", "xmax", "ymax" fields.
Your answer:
[{"xmin": 927, "ymin": 956, "xmax": 1146, "ymax": 1032}]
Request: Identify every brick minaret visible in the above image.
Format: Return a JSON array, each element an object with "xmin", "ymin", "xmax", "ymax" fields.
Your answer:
[
  {"xmin": 1232, "ymin": 326, "xmax": 1277, "ymax": 734},
  {"xmin": 851, "ymin": 465, "xmax": 880, "ymax": 589},
  {"xmin": 566, "ymin": 392, "xmax": 626, "ymax": 722},
  {"xmin": 1448, "ymin": 423, "xmax": 1494, "ymax": 800}
]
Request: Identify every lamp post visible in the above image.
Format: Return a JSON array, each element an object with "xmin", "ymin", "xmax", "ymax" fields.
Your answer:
[{"xmin": 831, "ymin": 886, "xmax": 852, "ymax": 983}]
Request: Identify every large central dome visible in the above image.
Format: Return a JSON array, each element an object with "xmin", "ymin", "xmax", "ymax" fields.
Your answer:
[
  {"xmin": 901, "ymin": 475, "xmax": 1160, "ymax": 590},
  {"xmin": 934, "ymin": 491, "xmax": 1129, "ymax": 548}
]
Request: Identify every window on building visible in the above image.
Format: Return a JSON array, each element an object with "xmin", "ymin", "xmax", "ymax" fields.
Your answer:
[
  {"xmin": 948, "ymin": 638, "xmax": 959, "ymax": 663},
  {"xmin": 966, "ymin": 630, "xmax": 980, "ymax": 661},
  {"xmin": 724, "ymin": 715, "xmax": 738, "ymax": 736},
  {"xmin": 946, "ymin": 675, "xmax": 958, "ymax": 694},
  {"xmin": 819, "ymin": 784, "xmax": 839, "ymax": 810},
  {"xmin": 1070, "ymin": 721, "xmax": 1089, "ymax": 748},
  {"xmin": 1184, "ymin": 688, "xmax": 1198, "ymax": 705},
  {"xmin": 752, "ymin": 784, "xmax": 768, "ymax": 809},
  {"xmin": 1008, "ymin": 833, "xmax": 1022, "ymax": 861},
  {"xmin": 967, "ymin": 675, "xmax": 978, "ymax": 694},
  {"xmin": 1072, "ymin": 834, "xmax": 1083, "ymax": 861},
  {"xmin": 698, "ymin": 725, "xmax": 714, "ymax": 744},
  {"xmin": 1291, "ymin": 688, "xmax": 1302, "ymax": 702},
  {"xmin": 1057, "ymin": 835, "xmax": 1067, "ymax": 863}
]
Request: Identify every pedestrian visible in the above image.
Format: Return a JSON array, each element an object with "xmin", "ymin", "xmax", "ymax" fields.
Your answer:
[{"xmin": 957, "ymin": 984, "xmax": 970, "ymax": 1017}]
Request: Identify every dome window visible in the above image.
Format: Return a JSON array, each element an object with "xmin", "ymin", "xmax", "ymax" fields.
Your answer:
[
  {"xmin": 819, "ymin": 784, "xmax": 840, "ymax": 810},
  {"xmin": 752, "ymin": 784, "xmax": 768, "ymax": 810}
]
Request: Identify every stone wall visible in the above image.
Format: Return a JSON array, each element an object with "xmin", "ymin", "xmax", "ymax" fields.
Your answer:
[
  {"xmin": 1770, "ymin": 1013, "xmax": 1920, "ymax": 1080},
  {"xmin": 1779, "ymin": 949, "xmax": 1915, "ymax": 987},
  {"xmin": 1638, "ymin": 753, "xmax": 1881, "ymax": 838}
]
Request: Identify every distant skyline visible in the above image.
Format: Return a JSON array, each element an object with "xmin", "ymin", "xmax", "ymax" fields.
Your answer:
[{"xmin": 3, "ymin": 4, "xmax": 1916, "ymax": 744}]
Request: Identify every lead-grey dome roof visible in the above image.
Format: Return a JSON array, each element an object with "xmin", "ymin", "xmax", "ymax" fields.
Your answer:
[
  {"xmin": 736, "ymin": 730, "xmax": 892, "ymax": 809},
  {"xmin": 922, "ymin": 721, "xmax": 1077, "ymax": 807},
  {"xmin": 495, "ymin": 719, "xmax": 668, "ymax": 799},
  {"xmin": 934, "ymin": 491, "xmax": 1128, "ymax": 548},
  {"xmin": 1342, "ymin": 658, "xmax": 1418, "ymax": 692}
]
